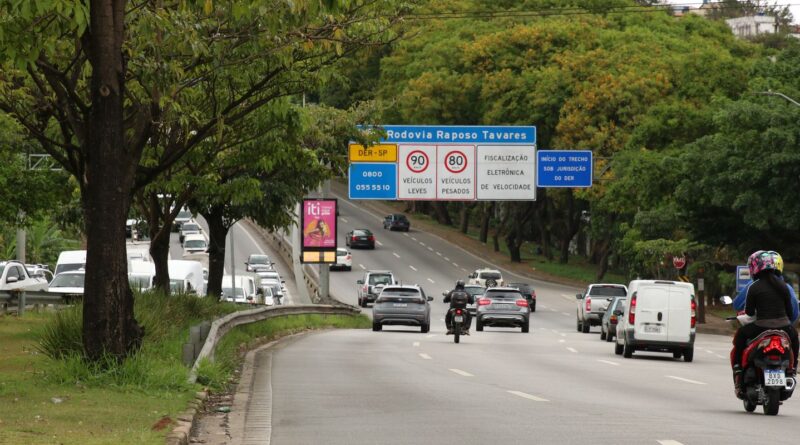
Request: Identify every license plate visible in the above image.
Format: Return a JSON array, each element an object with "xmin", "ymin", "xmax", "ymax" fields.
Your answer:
[
  {"xmin": 765, "ymin": 369, "xmax": 786, "ymax": 386},
  {"xmin": 493, "ymin": 304, "xmax": 513, "ymax": 310},
  {"xmin": 393, "ymin": 303, "xmax": 407, "ymax": 308},
  {"xmin": 644, "ymin": 324, "xmax": 662, "ymax": 333},
  {"xmin": 454, "ymin": 315, "xmax": 464, "ymax": 323}
]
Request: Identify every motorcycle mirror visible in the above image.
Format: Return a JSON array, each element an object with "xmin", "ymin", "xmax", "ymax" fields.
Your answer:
[
  {"xmin": 442, "ymin": 292, "xmax": 447, "ymax": 297},
  {"xmin": 719, "ymin": 295, "xmax": 733, "ymax": 305}
]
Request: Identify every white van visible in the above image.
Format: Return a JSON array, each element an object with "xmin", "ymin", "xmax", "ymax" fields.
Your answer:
[
  {"xmin": 615, "ymin": 280, "xmax": 696, "ymax": 362},
  {"xmin": 221, "ymin": 275, "xmax": 258, "ymax": 305},
  {"xmin": 182, "ymin": 233, "xmax": 208, "ymax": 255},
  {"xmin": 128, "ymin": 260, "xmax": 156, "ymax": 291},
  {"xmin": 168, "ymin": 260, "xmax": 206, "ymax": 296},
  {"xmin": 55, "ymin": 250, "xmax": 86, "ymax": 275}
]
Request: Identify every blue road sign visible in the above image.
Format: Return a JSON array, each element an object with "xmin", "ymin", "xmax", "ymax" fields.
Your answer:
[
  {"xmin": 349, "ymin": 163, "xmax": 397, "ymax": 200},
  {"xmin": 736, "ymin": 265, "xmax": 751, "ymax": 294},
  {"xmin": 372, "ymin": 125, "xmax": 536, "ymax": 145},
  {"xmin": 537, "ymin": 150, "xmax": 593, "ymax": 188}
]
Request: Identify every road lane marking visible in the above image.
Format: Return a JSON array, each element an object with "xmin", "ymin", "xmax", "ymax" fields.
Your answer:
[
  {"xmin": 549, "ymin": 308, "xmax": 557, "ymax": 312},
  {"xmin": 340, "ymin": 218, "xmax": 348, "ymax": 223},
  {"xmin": 461, "ymin": 268, "xmax": 468, "ymax": 272},
  {"xmin": 426, "ymin": 334, "xmax": 435, "ymax": 338},
  {"xmin": 413, "ymin": 342, "xmax": 420, "ymax": 347},
  {"xmin": 561, "ymin": 312, "xmax": 570, "ymax": 316},
  {"xmin": 427, "ymin": 278, "xmax": 435, "ymax": 283},
  {"xmin": 376, "ymin": 241, "xmax": 383, "ymax": 246},
  {"xmin": 436, "ymin": 252, "xmax": 442, "ymax": 256},
  {"xmin": 567, "ymin": 347, "xmax": 578, "ymax": 353},
  {"xmin": 559, "ymin": 333, "xmax": 566, "ymax": 337},
  {"xmin": 444, "ymin": 257, "xmax": 450, "ymax": 261},
  {"xmin": 411, "ymin": 237, "xmax": 417, "ymax": 241},
  {"xmin": 449, "ymin": 369, "xmax": 474, "ymax": 377},
  {"xmin": 419, "ymin": 353, "xmax": 432, "ymax": 360},
  {"xmin": 715, "ymin": 354, "xmax": 725, "ymax": 359},
  {"xmin": 561, "ymin": 294, "xmax": 573, "ymax": 301},
  {"xmin": 393, "ymin": 252, "xmax": 400, "ymax": 258},
  {"xmin": 705, "ymin": 349, "xmax": 714, "ymax": 354},
  {"xmin": 359, "ymin": 264, "xmax": 366, "ymax": 270},
  {"xmin": 507, "ymin": 390, "xmax": 549, "ymax": 402},
  {"xmin": 420, "ymin": 242, "xmax": 426, "ymax": 247},
  {"xmin": 540, "ymin": 305, "xmax": 548, "ymax": 309},
  {"xmin": 558, "ymin": 339, "xmax": 566, "ymax": 343},
  {"xmin": 409, "ymin": 265, "xmax": 418, "ymax": 271},
  {"xmin": 403, "ymin": 232, "xmax": 409, "ymax": 237},
  {"xmin": 427, "ymin": 247, "xmax": 434, "ymax": 252},
  {"xmin": 597, "ymin": 360, "xmax": 620, "ymax": 366},
  {"xmin": 666, "ymin": 375, "xmax": 706, "ymax": 385},
  {"xmin": 658, "ymin": 441, "xmax": 685, "ymax": 445},
  {"xmin": 452, "ymin": 262, "xmax": 459, "ymax": 267},
  {"xmin": 551, "ymin": 329, "xmax": 558, "ymax": 333},
  {"xmin": 440, "ymin": 318, "xmax": 445, "ymax": 322}
]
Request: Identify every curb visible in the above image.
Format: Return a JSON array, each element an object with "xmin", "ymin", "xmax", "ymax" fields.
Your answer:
[{"xmin": 166, "ymin": 391, "xmax": 208, "ymax": 445}]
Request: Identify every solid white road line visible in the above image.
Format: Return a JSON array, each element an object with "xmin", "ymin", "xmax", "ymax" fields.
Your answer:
[
  {"xmin": 666, "ymin": 375, "xmax": 706, "ymax": 385},
  {"xmin": 658, "ymin": 441, "xmax": 685, "ymax": 445},
  {"xmin": 359, "ymin": 264, "xmax": 366, "ymax": 270},
  {"xmin": 597, "ymin": 360, "xmax": 620, "ymax": 366},
  {"xmin": 427, "ymin": 278, "xmax": 435, "ymax": 283},
  {"xmin": 409, "ymin": 265, "xmax": 418, "ymax": 271},
  {"xmin": 426, "ymin": 334, "xmax": 436, "ymax": 338},
  {"xmin": 561, "ymin": 312, "xmax": 570, "ymax": 316},
  {"xmin": 507, "ymin": 390, "xmax": 549, "ymax": 402},
  {"xmin": 413, "ymin": 342, "xmax": 420, "ymax": 347},
  {"xmin": 393, "ymin": 252, "xmax": 400, "ymax": 258},
  {"xmin": 419, "ymin": 353, "xmax": 432, "ymax": 360},
  {"xmin": 449, "ymin": 369, "xmax": 474, "ymax": 377},
  {"xmin": 558, "ymin": 339, "xmax": 566, "ymax": 343},
  {"xmin": 567, "ymin": 347, "xmax": 578, "ymax": 353}
]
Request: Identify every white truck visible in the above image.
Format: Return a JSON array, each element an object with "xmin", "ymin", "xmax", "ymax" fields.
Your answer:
[
  {"xmin": 0, "ymin": 260, "xmax": 49, "ymax": 292},
  {"xmin": 576, "ymin": 283, "xmax": 628, "ymax": 333}
]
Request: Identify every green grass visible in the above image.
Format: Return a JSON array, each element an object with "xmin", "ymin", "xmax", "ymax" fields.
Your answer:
[{"xmin": 0, "ymin": 293, "xmax": 368, "ymax": 444}]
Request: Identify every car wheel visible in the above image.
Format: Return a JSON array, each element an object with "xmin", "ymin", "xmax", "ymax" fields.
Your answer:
[
  {"xmin": 600, "ymin": 330, "xmax": 606, "ymax": 341},
  {"xmin": 582, "ymin": 321, "xmax": 590, "ymax": 333},
  {"xmin": 531, "ymin": 301, "xmax": 536, "ymax": 312},
  {"xmin": 346, "ymin": 266, "xmax": 352, "ymax": 271},
  {"xmin": 623, "ymin": 339, "xmax": 633, "ymax": 358},
  {"xmin": 372, "ymin": 322, "xmax": 382, "ymax": 332},
  {"xmin": 404, "ymin": 227, "xmax": 410, "ymax": 232},
  {"xmin": 358, "ymin": 297, "xmax": 365, "ymax": 308},
  {"xmin": 615, "ymin": 342, "xmax": 624, "ymax": 355},
  {"xmin": 476, "ymin": 319, "xmax": 483, "ymax": 331},
  {"xmin": 521, "ymin": 322, "xmax": 529, "ymax": 333},
  {"xmin": 683, "ymin": 347, "xmax": 694, "ymax": 363},
  {"xmin": 606, "ymin": 332, "xmax": 615, "ymax": 343},
  {"xmin": 576, "ymin": 319, "xmax": 582, "ymax": 332},
  {"xmin": 673, "ymin": 351, "xmax": 682, "ymax": 359},
  {"xmin": 421, "ymin": 322, "xmax": 430, "ymax": 333}
]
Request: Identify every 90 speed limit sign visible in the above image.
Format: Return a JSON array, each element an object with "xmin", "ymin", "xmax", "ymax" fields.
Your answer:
[{"xmin": 398, "ymin": 145, "xmax": 436, "ymax": 200}]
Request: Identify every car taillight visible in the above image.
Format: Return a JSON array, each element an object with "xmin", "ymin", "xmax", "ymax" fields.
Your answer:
[
  {"xmin": 610, "ymin": 315, "xmax": 617, "ymax": 324},
  {"xmin": 629, "ymin": 295, "xmax": 637, "ymax": 325},
  {"xmin": 516, "ymin": 299, "xmax": 528, "ymax": 307},
  {"xmin": 368, "ymin": 235, "xmax": 375, "ymax": 241},
  {"xmin": 690, "ymin": 298, "xmax": 697, "ymax": 328},
  {"xmin": 763, "ymin": 336, "xmax": 786, "ymax": 354},
  {"xmin": 363, "ymin": 285, "xmax": 369, "ymax": 293},
  {"xmin": 346, "ymin": 255, "xmax": 352, "ymax": 260},
  {"xmin": 352, "ymin": 236, "xmax": 357, "ymax": 242},
  {"xmin": 478, "ymin": 298, "xmax": 491, "ymax": 306},
  {"xmin": 585, "ymin": 296, "xmax": 591, "ymax": 312}
]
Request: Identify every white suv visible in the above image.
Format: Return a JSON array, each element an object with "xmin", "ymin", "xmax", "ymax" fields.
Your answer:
[{"xmin": 468, "ymin": 268, "xmax": 504, "ymax": 288}]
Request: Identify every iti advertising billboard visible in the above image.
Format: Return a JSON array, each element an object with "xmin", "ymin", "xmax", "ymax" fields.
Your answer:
[{"xmin": 301, "ymin": 199, "xmax": 337, "ymax": 263}]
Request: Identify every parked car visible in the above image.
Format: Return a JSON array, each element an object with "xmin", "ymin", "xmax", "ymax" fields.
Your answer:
[
  {"xmin": 332, "ymin": 248, "xmax": 352, "ymax": 271},
  {"xmin": 179, "ymin": 221, "xmax": 202, "ymax": 244},
  {"xmin": 173, "ymin": 207, "xmax": 193, "ymax": 232},
  {"xmin": 54, "ymin": 250, "xmax": 86, "ymax": 275},
  {"xmin": 463, "ymin": 284, "xmax": 486, "ymax": 316},
  {"xmin": 615, "ymin": 280, "xmax": 696, "ymax": 362},
  {"xmin": 601, "ymin": 297, "xmax": 626, "ymax": 342},
  {"xmin": 246, "ymin": 254, "xmax": 273, "ymax": 272},
  {"xmin": 507, "ymin": 282, "xmax": 536, "ymax": 312},
  {"xmin": 468, "ymin": 268, "xmax": 504, "ymax": 288},
  {"xmin": 47, "ymin": 270, "xmax": 85, "ymax": 296},
  {"xmin": 372, "ymin": 284, "xmax": 432, "ymax": 333},
  {"xmin": 357, "ymin": 270, "xmax": 396, "ymax": 307},
  {"xmin": 182, "ymin": 233, "xmax": 208, "ymax": 255},
  {"xmin": 576, "ymin": 283, "xmax": 628, "ymax": 333},
  {"xmin": 346, "ymin": 229, "xmax": 375, "ymax": 249},
  {"xmin": 383, "ymin": 214, "xmax": 410, "ymax": 231},
  {"xmin": 0, "ymin": 260, "xmax": 49, "ymax": 292},
  {"xmin": 475, "ymin": 287, "xmax": 530, "ymax": 333},
  {"xmin": 221, "ymin": 274, "xmax": 259, "ymax": 304}
]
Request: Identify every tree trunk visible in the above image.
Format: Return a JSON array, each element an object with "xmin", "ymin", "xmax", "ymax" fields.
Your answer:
[
  {"xmin": 595, "ymin": 242, "xmax": 612, "ymax": 281},
  {"xmin": 82, "ymin": 0, "xmax": 143, "ymax": 362},
  {"xmin": 433, "ymin": 201, "xmax": 453, "ymax": 226},
  {"xmin": 479, "ymin": 202, "xmax": 493, "ymax": 243},
  {"xmin": 204, "ymin": 205, "xmax": 229, "ymax": 298},
  {"xmin": 459, "ymin": 203, "xmax": 472, "ymax": 234},
  {"xmin": 148, "ymin": 223, "xmax": 171, "ymax": 293},
  {"xmin": 506, "ymin": 232, "xmax": 521, "ymax": 262}
]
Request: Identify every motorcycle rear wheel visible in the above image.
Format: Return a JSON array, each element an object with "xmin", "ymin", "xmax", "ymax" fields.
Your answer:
[
  {"xmin": 763, "ymin": 388, "xmax": 780, "ymax": 415},
  {"xmin": 454, "ymin": 322, "xmax": 461, "ymax": 344}
]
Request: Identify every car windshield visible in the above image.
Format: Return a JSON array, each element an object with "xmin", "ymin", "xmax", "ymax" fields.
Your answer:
[
  {"xmin": 377, "ymin": 289, "xmax": 422, "ymax": 302},
  {"xmin": 249, "ymin": 255, "xmax": 270, "ymax": 264},
  {"xmin": 258, "ymin": 272, "xmax": 279, "ymax": 280},
  {"xmin": 465, "ymin": 287, "xmax": 485, "ymax": 297},
  {"xmin": 369, "ymin": 274, "xmax": 393, "ymax": 286},
  {"xmin": 184, "ymin": 240, "xmax": 207, "ymax": 249},
  {"xmin": 182, "ymin": 224, "xmax": 200, "ymax": 232},
  {"xmin": 50, "ymin": 273, "xmax": 85, "ymax": 288},
  {"xmin": 485, "ymin": 291, "xmax": 521, "ymax": 300},
  {"xmin": 177, "ymin": 210, "xmax": 192, "ymax": 220},
  {"xmin": 479, "ymin": 272, "xmax": 502, "ymax": 280},
  {"xmin": 55, "ymin": 263, "xmax": 85, "ymax": 275},
  {"xmin": 336, "ymin": 248, "xmax": 348, "ymax": 256},
  {"xmin": 590, "ymin": 286, "xmax": 627, "ymax": 297},
  {"xmin": 129, "ymin": 275, "xmax": 152, "ymax": 290}
]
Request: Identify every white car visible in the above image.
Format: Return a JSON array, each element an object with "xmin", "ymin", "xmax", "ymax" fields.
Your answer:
[
  {"xmin": 255, "ymin": 270, "xmax": 284, "ymax": 290},
  {"xmin": 221, "ymin": 275, "xmax": 259, "ymax": 304},
  {"xmin": 0, "ymin": 260, "xmax": 49, "ymax": 292},
  {"xmin": 47, "ymin": 270, "xmax": 85, "ymax": 295},
  {"xmin": 182, "ymin": 233, "xmax": 208, "ymax": 255},
  {"xmin": 468, "ymin": 268, "xmax": 504, "ymax": 288},
  {"xmin": 179, "ymin": 220, "xmax": 202, "ymax": 244},
  {"xmin": 332, "ymin": 248, "xmax": 352, "ymax": 271}
]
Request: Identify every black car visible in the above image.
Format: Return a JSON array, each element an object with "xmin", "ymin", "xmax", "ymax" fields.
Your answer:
[
  {"xmin": 383, "ymin": 214, "xmax": 410, "ymax": 232},
  {"xmin": 346, "ymin": 229, "xmax": 375, "ymax": 249},
  {"xmin": 507, "ymin": 282, "xmax": 536, "ymax": 312}
]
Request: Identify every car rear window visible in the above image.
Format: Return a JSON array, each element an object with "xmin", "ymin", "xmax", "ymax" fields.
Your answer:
[
  {"xmin": 479, "ymin": 272, "xmax": 502, "ymax": 280},
  {"xmin": 395, "ymin": 215, "xmax": 408, "ymax": 221},
  {"xmin": 485, "ymin": 290, "xmax": 521, "ymax": 300},
  {"xmin": 353, "ymin": 229, "xmax": 372, "ymax": 236},
  {"xmin": 508, "ymin": 283, "xmax": 531, "ymax": 292},
  {"xmin": 182, "ymin": 224, "xmax": 200, "ymax": 231},
  {"xmin": 590, "ymin": 285, "xmax": 627, "ymax": 297},
  {"xmin": 377, "ymin": 289, "xmax": 423, "ymax": 303},
  {"xmin": 369, "ymin": 274, "xmax": 393, "ymax": 285},
  {"xmin": 336, "ymin": 248, "xmax": 348, "ymax": 255}
]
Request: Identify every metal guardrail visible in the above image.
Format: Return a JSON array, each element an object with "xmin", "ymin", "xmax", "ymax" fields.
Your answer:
[
  {"xmin": 187, "ymin": 304, "xmax": 360, "ymax": 383},
  {"xmin": 0, "ymin": 290, "xmax": 80, "ymax": 316}
]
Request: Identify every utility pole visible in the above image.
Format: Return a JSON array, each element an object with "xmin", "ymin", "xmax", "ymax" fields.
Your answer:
[
  {"xmin": 319, "ymin": 179, "xmax": 331, "ymax": 302},
  {"xmin": 292, "ymin": 202, "xmax": 311, "ymax": 302},
  {"xmin": 16, "ymin": 211, "xmax": 25, "ymax": 263},
  {"xmin": 230, "ymin": 223, "xmax": 236, "ymax": 299}
]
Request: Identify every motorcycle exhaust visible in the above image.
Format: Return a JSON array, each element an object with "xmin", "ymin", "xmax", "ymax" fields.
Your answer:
[{"xmin": 786, "ymin": 377, "xmax": 796, "ymax": 392}]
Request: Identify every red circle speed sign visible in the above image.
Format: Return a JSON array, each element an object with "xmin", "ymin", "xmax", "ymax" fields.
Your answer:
[
  {"xmin": 406, "ymin": 150, "xmax": 429, "ymax": 173},
  {"xmin": 444, "ymin": 150, "xmax": 468, "ymax": 174},
  {"xmin": 673, "ymin": 256, "xmax": 686, "ymax": 269}
]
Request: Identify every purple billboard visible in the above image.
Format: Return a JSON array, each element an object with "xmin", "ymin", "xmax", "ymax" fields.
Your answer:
[{"xmin": 302, "ymin": 199, "xmax": 337, "ymax": 255}]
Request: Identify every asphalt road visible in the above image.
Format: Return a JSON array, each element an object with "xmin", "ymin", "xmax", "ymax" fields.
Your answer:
[{"xmin": 246, "ymin": 195, "xmax": 800, "ymax": 445}]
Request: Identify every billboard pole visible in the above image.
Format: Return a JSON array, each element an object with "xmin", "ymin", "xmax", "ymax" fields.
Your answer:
[
  {"xmin": 292, "ymin": 202, "xmax": 311, "ymax": 302},
  {"xmin": 319, "ymin": 180, "xmax": 331, "ymax": 302}
]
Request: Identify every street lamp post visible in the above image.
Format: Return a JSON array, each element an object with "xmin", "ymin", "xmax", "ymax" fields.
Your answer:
[{"xmin": 756, "ymin": 90, "xmax": 800, "ymax": 107}]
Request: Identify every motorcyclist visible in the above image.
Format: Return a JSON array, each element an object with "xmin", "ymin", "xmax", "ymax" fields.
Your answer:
[
  {"xmin": 444, "ymin": 280, "xmax": 474, "ymax": 335},
  {"xmin": 731, "ymin": 250, "xmax": 800, "ymax": 397}
]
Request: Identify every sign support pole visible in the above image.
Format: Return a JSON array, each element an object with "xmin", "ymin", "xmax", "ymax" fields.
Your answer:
[
  {"xmin": 319, "ymin": 180, "xmax": 331, "ymax": 302},
  {"xmin": 292, "ymin": 202, "xmax": 311, "ymax": 302}
]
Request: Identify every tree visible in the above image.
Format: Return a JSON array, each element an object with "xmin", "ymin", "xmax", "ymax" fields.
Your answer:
[{"xmin": 0, "ymin": 0, "xmax": 404, "ymax": 361}]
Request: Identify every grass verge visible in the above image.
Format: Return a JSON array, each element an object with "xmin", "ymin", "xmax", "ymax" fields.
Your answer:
[{"xmin": 0, "ymin": 293, "xmax": 368, "ymax": 445}]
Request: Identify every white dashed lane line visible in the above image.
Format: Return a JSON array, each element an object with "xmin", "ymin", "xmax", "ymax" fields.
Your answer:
[
  {"xmin": 425, "ymin": 334, "xmax": 435, "ymax": 339},
  {"xmin": 403, "ymin": 233, "xmax": 409, "ymax": 237},
  {"xmin": 420, "ymin": 242, "xmax": 426, "ymax": 247},
  {"xmin": 665, "ymin": 375, "xmax": 706, "ymax": 385},
  {"xmin": 411, "ymin": 237, "xmax": 417, "ymax": 241},
  {"xmin": 597, "ymin": 359, "xmax": 620, "ymax": 366},
  {"xmin": 561, "ymin": 312, "xmax": 570, "ymax": 316},
  {"xmin": 413, "ymin": 342, "xmax": 420, "ymax": 347},
  {"xmin": 436, "ymin": 252, "xmax": 442, "ymax": 256},
  {"xmin": 376, "ymin": 241, "xmax": 383, "ymax": 246},
  {"xmin": 392, "ymin": 252, "xmax": 400, "ymax": 258},
  {"xmin": 449, "ymin": 369, "xmax": 474, "ymax": 377},
  {"xmin": 419, "ymin": 353, "xmax": 432, "ymax": 360},
  {"xmin": 452, "ymin": 263, "xmax": 459, "ymax": 267},
  {"xmin": 566, "ymin": 347, "xmax": 578, "ymax": 353},
  {"xmin": 507, "ymin": 390, "xmax": 549, "ymax": 402},
  {"xmin": 409, "ymin": 265, "xmax": 418, "ymax": 271},
  {"xmin": 461, "ymin": 268, "xmax": 468, "ymax": 272},
  {"xmin": 427, "ymin": 247, "xmax": 434, "ymax": 252},
  {"xmin": 427, "ymin": 278, "xmax": 435, "ymax": 283},
  {"xmin": 658, "ymin": 441, "xmax": 685, "ymax": 445},
  {"xmin": 444, "ymin": 257, "xmax": 450, "ymax": 261},
  {"xmin": 558, "ymin": 339, "xmax": 566, "ymax": 343},
  {"xmin": 359, "ymin": 264, "xmax": 366, "ymax": 270},
  {"xmin": 340, "ymin": 218, "xmax": 349, "ymax": 223},
  {"xmin": 561, "ymin": 294, "xmax": 573, "ymax": 301}
]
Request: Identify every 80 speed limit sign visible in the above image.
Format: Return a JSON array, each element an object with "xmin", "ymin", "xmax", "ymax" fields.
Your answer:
[{"xmin": 437, "ymin": 146, "xmax": 475, "ymax": 200}]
